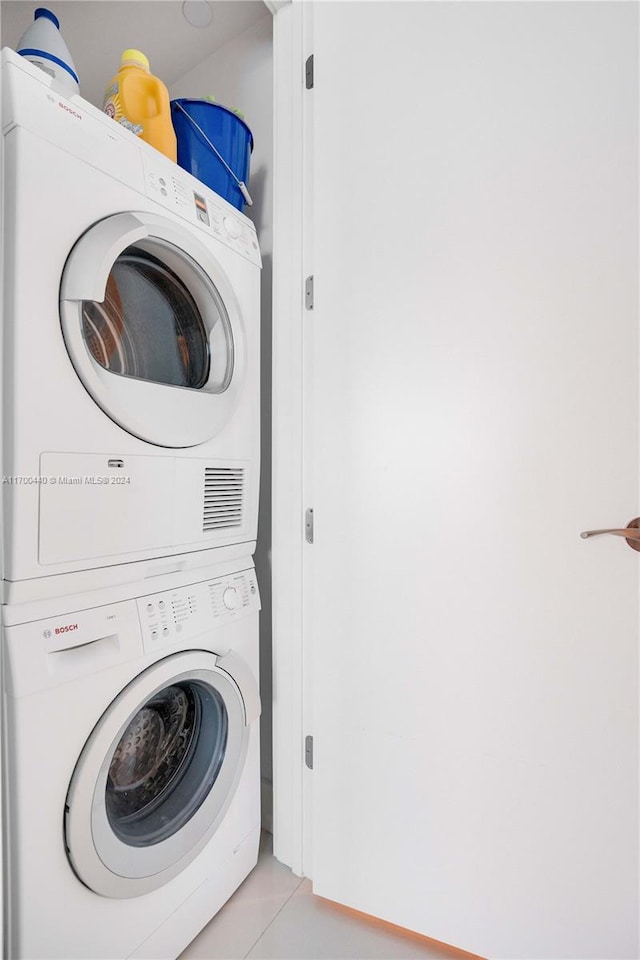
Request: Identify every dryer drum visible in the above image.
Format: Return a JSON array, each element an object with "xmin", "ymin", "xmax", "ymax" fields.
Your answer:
[
  {"xmin": 82, "ymin": 273, "xmax": 134, "ymax": 373},
  {"xmin": 81, "ymin": 245, "xmax": 212, "ymax": 390}
]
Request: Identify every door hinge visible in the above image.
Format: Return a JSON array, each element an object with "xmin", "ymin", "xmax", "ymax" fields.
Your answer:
[
  {"xmin": 305, "ymin": 54, "xmax": 314, "ymax": 89},
  {"xmin": 305, "ymin": 735, "xmax": 314, "ymax": 769},
  {"xmin": 305, "ymin": 507, "xmax": 314, "ymax": 544},
  {"xmin": 305, "ymin": 275, "xmax": 314, "ymax": 310}
]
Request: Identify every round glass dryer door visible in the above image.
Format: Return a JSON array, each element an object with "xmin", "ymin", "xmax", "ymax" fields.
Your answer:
[
  {"xmin": 65, "ymin": 650, "xmax": 258, "ymax": 899},
  {"xmin": 60, "ymin": 212, "xmax": 247, "ymax": 448}
]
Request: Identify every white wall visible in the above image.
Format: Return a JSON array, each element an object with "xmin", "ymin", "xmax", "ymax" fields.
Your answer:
[{"xmin": 170, "ymin": 11, "xmax": 275, "ymax": 827}]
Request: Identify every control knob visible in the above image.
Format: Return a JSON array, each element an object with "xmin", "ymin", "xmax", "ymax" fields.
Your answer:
[
  {"xmin": 222, "ymin": 587, "xmax": 239, "ymax": 610},
  {"xmin": 223, "ymin": 216, "xmax": 241, "ymax": 240}
]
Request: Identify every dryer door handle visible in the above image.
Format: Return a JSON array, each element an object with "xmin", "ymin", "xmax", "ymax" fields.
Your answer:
[
  {"xmin": 60, "ymin": 213, "xmax": 149, "ymax": 303},
  {"xmin": 216, "ymin": 650, "xmax": 261, "ymax": 725}
]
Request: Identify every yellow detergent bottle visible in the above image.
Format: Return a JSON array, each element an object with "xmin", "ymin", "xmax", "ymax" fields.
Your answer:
[{"xmin": 103, "ymin": 49, "xmax": 177, "ymax": 162}]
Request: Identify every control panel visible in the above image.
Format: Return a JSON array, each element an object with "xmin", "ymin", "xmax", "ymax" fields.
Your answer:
[
  {"xmin": 3, "ymin": 50, "xmax": 260, "ymax": 267},
  {"xmin": 142, "ymin": 153, "xmax": 261, "ymax": 268},
  {"xmin": 138, "ymin": 569, "xmax": 260, "ymax": 653}
]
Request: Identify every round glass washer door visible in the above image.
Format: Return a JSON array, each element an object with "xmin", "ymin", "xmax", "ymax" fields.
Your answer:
[
  {"xmin": 60, "ymin": 212, "xmax": 247, "ymax": 448},
  {"xmin": 65, "ymin": 650, "xmax": 259, "ymax": 899}
]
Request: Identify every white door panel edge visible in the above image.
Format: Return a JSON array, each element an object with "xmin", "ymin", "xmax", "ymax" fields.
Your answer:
[
  {"xmin": 271, "ymin": 0, "xmax": 306, "ymax": 877},
  {"xmin": 304, "ymin": 3, "xmax": 639, "ymax": 959}
]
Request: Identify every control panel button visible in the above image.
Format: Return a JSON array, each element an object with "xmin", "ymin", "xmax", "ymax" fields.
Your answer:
[
  {"xmin": 158, "ymin": 601, "xmax": 165, "ymax": 611},
  {"xmin": 223, "ymin": 587, "xmax": 239, "ymax": 610},
  {"xmin": 162, "ymin": 627, "xmax": 170, "ymax": 638},
  {"xmin": 146, "ymin": 603, "xmax": 154, "ymax": 613},
  {"xmin": 223, "ymin": 216, "xmax": 241, "ymax": 240}
]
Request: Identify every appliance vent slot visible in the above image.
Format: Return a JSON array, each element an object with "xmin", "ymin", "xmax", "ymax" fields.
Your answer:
[{"xmin": 203, "ymin": 467, "xmax": 244, "ymax": 532}]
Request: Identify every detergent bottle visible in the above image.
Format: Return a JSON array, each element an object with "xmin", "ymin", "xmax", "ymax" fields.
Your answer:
[
  {"xmin": 103, "ymin": 49, "xmax": 177, "ymax": 162},
  {"xmin": 16, "ymin": 7, "xmax": 79, "ymax": 97}
]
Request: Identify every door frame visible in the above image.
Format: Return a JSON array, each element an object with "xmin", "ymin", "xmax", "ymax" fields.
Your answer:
[{"xmin": 270, "ymin": 0, "xmax": 309, "ymax": 877}]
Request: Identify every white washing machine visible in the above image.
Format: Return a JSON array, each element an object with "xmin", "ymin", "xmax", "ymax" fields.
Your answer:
[
  {"xmin": 2, "ymin": 556, "xmax": 261, "ymax": 959},
  {"xmin": 0, "ymin": 49, "xmax": 261, "ymax": 602}
]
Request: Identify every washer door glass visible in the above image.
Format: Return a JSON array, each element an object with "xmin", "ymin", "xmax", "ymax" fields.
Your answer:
[
  {"xmin": 106, "ymin": 680, "xmax": 227, "ymax": 847},
  {"xmin": 64, "ymin": 651, "xmax": 256, "ymax": 898},
  {"xmin": 82, "ymin": 245, "xmax": 232, "ymax": 393}
]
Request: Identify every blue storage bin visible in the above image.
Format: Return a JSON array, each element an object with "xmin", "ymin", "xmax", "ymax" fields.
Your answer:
[{"xmin": 170, "ymin": 98, "xmax": 253, "ymax": 211}]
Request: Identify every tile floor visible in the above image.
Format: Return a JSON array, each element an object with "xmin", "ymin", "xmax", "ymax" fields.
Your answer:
[{"xmin": 180, "ymin": 833, "xmax": 474, "ymax": 960}]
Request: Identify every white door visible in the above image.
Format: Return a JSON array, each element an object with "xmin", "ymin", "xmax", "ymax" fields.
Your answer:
[{"xmin": 307, "ymin": 3, "xmax": 639, "ymax": 958}]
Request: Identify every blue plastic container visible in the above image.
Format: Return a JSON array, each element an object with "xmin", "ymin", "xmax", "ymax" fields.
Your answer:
[{"xmin": 170, "ymin": 98, "xmax": 253, "ymax": 211}]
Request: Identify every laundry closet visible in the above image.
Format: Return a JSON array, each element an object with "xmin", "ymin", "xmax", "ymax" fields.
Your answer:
[
  {"xmin": 0, "ymin": 2, "xmax": 276, "ymax": 957},
  {"xmin": 2, "ymin": 3, "xmax": 640, "ymax": 960}
]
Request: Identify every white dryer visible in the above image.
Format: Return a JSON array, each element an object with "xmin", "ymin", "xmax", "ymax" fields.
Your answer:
[
  {"xmin": 0, "ymin": 49, "xmax": 261, "ymax": 601},
  {"xmin": 2, "ymin": 556, "xmax": 261, "ymax": 959}
]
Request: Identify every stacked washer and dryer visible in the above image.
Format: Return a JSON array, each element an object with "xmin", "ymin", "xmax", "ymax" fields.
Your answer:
[{"xmin": 1, "ymin": 48, "xmax": 263, "ymax": 959}]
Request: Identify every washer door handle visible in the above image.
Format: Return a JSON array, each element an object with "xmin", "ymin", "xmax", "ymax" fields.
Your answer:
[{"xmin": 60, "ymin": 212, "xmax": 149, "ymax": 302}]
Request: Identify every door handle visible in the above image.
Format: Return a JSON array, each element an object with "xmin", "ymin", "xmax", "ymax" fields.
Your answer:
[{"xmin": 580, "ymin": 517, "xmax": 640, "ymax": 551}]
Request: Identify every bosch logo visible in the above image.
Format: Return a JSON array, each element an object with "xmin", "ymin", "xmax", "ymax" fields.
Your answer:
[
  {"xmin": 43, "ymin": 629, "xmax": 52, "ymax": 639},
  {"xmin": 54, "ymin": 624, "xmax": 78, "ymax": 635},
  {"xmin": 58, "ymin": 102, "xmax": 82, "ymax": 120}
]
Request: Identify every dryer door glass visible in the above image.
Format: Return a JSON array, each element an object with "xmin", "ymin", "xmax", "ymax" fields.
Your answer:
[
  {"xmin": 81, "ymin": 244, "xmax": 233, "ymax": 392},
  {"xmin": 105, "ymin": 680, "xmax": 228, "ymax": 846},
  {"xmin": 61, "ymin": 213, "xmax": 251, "ymax": 447}
]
